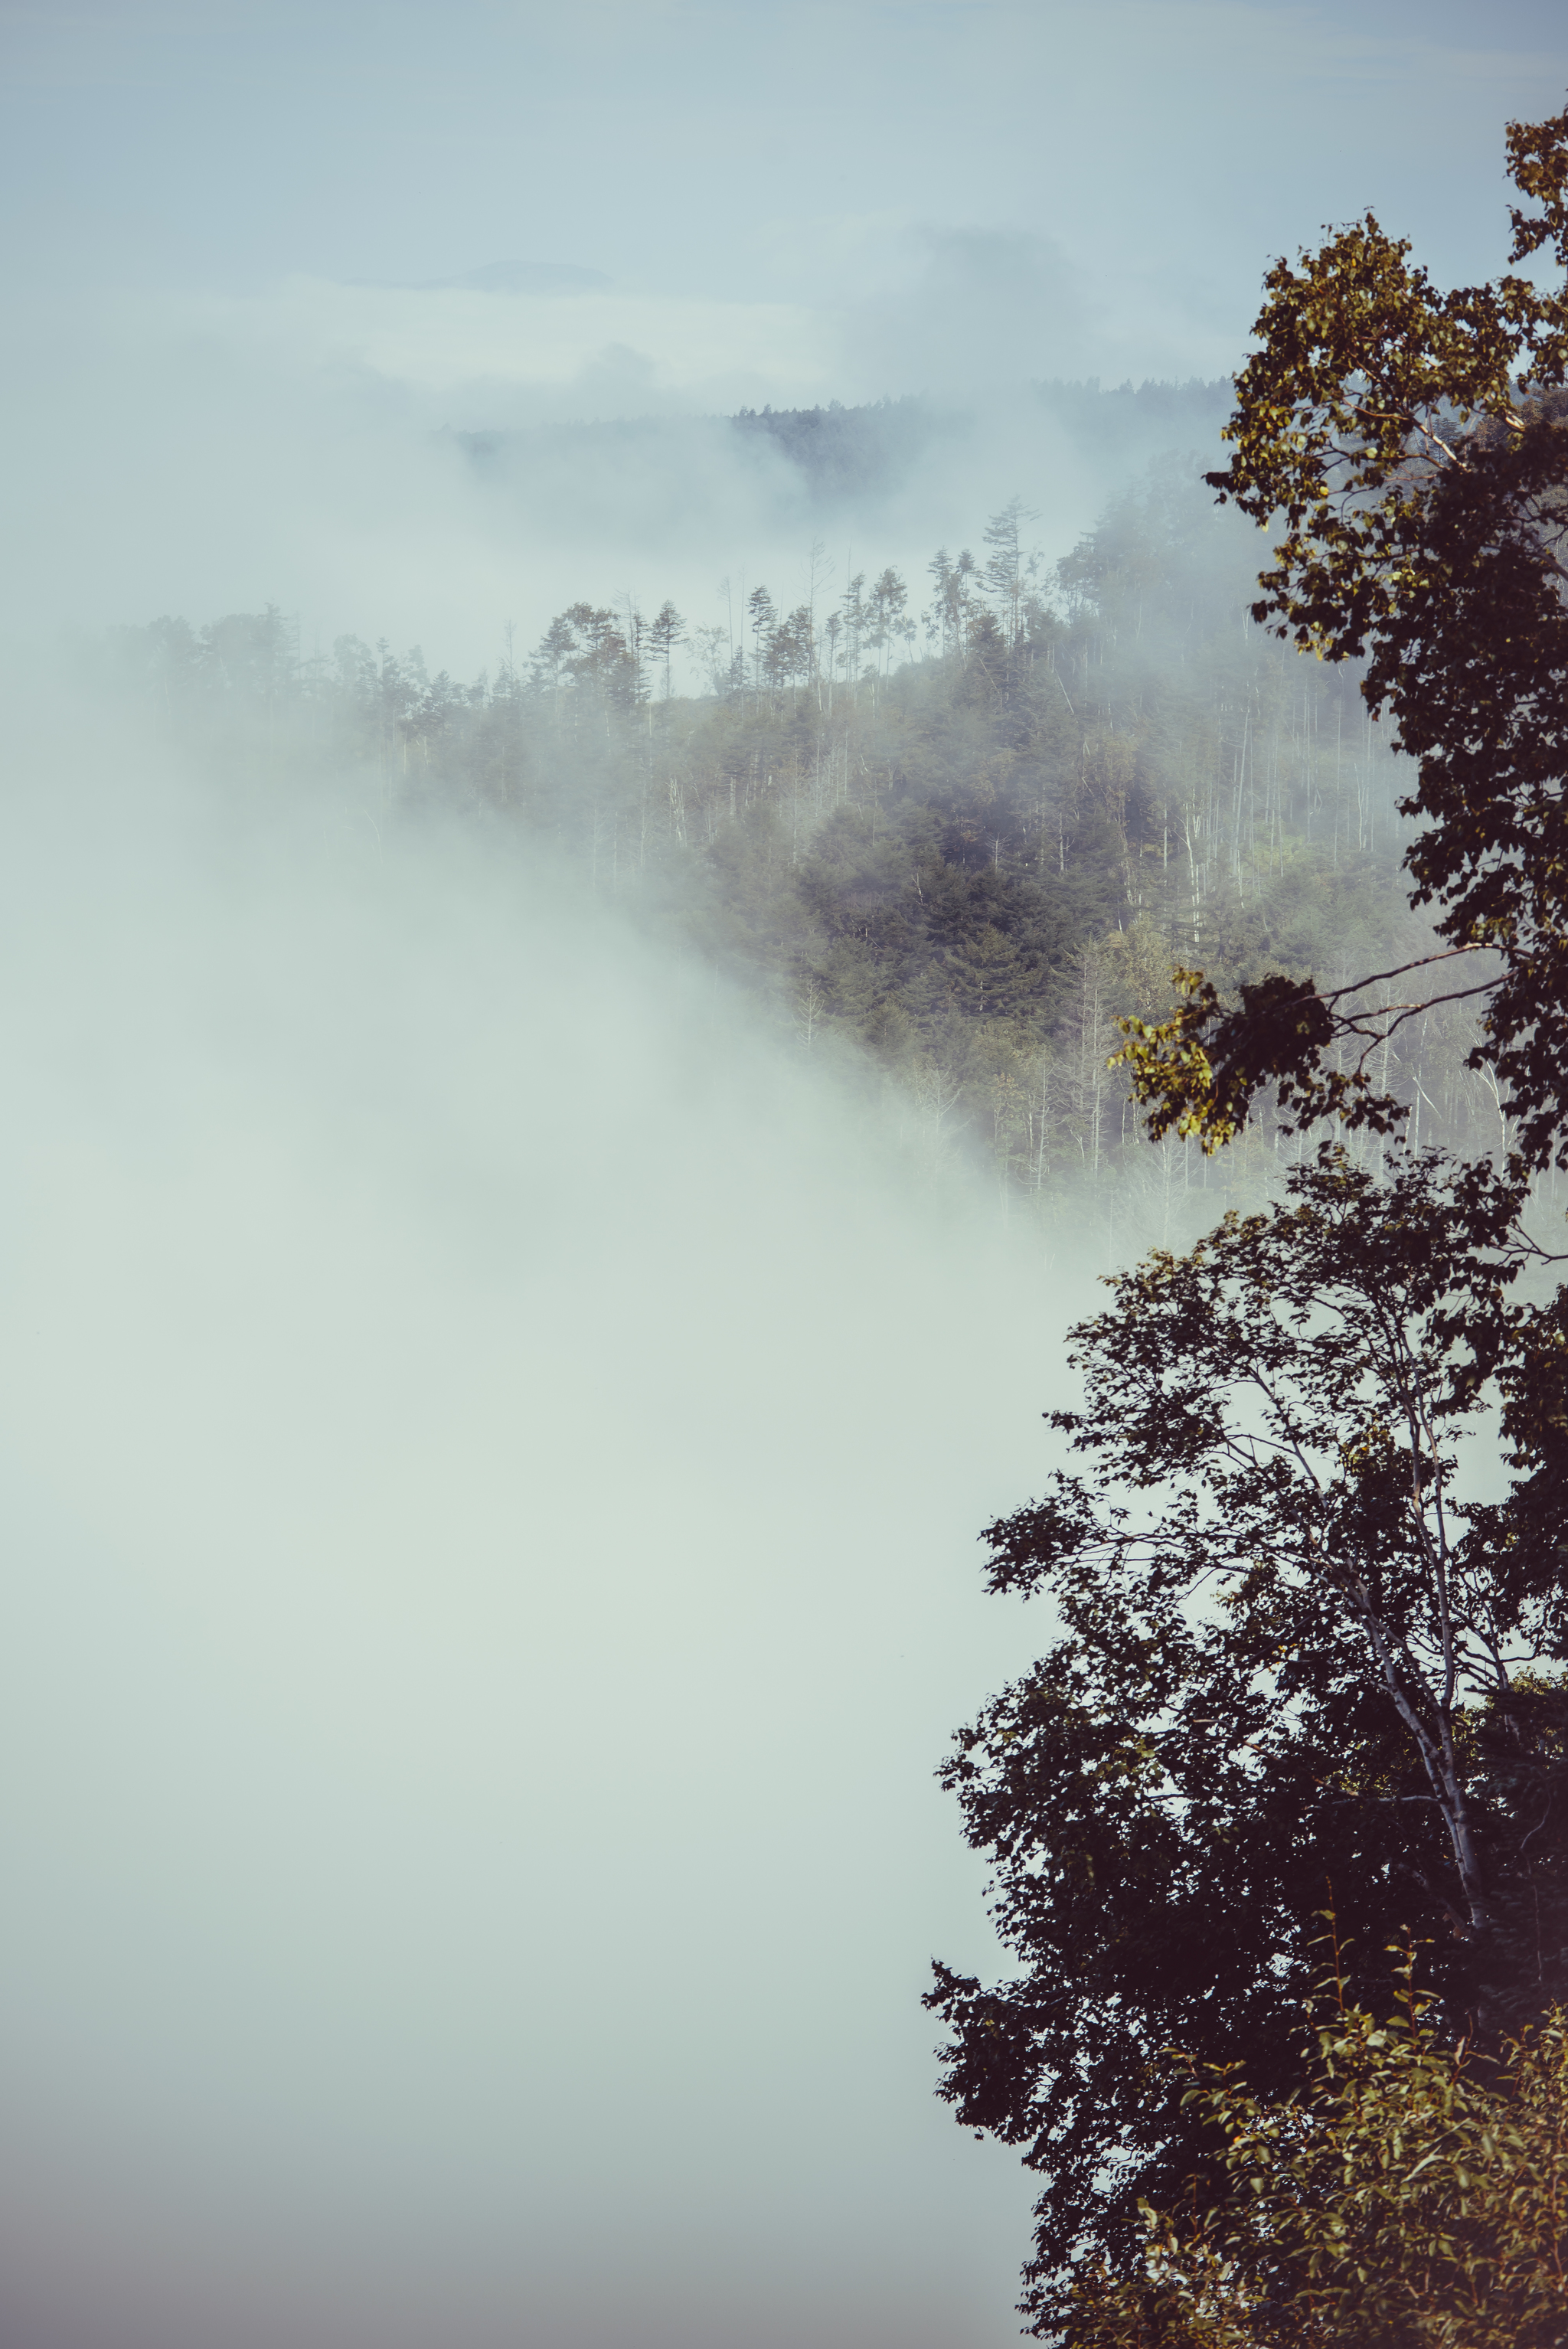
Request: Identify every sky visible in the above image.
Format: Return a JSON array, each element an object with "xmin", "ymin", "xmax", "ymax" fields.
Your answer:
[
  {"xmin": 5, "ymin": 0, "xmax": 1567, "ymax": 359},
  {"xmin": 2, "ymin": 0, "xmax": 1567, "ymax": 671},
  {"xmin": 8, "ymin": 0, "xmax": 1568, "ymax": 340},
  {"xmin": 0, "ymin": 5, "xmax": 1566, "ymax": 2345}
]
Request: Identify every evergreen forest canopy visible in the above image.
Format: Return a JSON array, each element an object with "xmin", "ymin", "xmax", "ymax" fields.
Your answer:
[{"xmin": 117, "ymin": 426, "xmax": 1510, "ymax": 1256}]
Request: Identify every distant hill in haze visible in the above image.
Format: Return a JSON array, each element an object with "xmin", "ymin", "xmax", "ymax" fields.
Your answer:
[
  {"xmin": 450, "ymin": 398, "xmax": 942, "ymax": 505},
  {"xmin": 730, "ymin": 381, "xmax": 1236, "ymax": 496},
  {"xmin": 1032, "ymin": 375, "xmax": 1234, "ymax": 448},
  {"xmin": 451, "ymin": 380, "xmax": 1237, "ymax": 515},
  {"xmin": 727, "ymin": 397, "xmax": 945, "ymax": 498}
]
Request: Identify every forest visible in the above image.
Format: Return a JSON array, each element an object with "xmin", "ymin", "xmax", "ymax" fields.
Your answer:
[
  {"xmin": 90, "ymin": 92, "xmax": 1568, "ymax": 2348},
  {"xmin": 20, "ymin": 4, "xmax": 1568, "ymax": 2344},
  {"xmin": 111, "ymin": 441, "xmax": 1503, "ymax": 1252}
]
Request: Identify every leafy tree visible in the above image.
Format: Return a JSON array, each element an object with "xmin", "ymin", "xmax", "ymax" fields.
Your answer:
[
  {"xmin": 765, "ymin": 604, "xmax": 813, "ymax": 691},
  {"xmin": 528, "ymin": 602, "xmax": 641, "ymax": 714},
  {"xmin": 1119, "ymin": 104, "xmax": 1568, "ymax": 1171},
  {"xmin": 838, "ymin": 570, "xmax": 867, "ymax": 681},
  {"xmin": 1060, "ymin": 1946, "xmax": 1568, "ymax": 2349},
  {"xmin": 927, "ymin": 1146, "xmax": 1568, "ymax": 2316}
]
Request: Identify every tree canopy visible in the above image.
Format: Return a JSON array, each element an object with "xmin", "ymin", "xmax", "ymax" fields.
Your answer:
[
  {"xmin": 1119, "ymin": 106, "xmax": 1568, "ymax": 1171},
  {"xmin": 927, "ymin": 1146, "xmax": 1568, "ymax": 2314},
  {"xmin": 935, "ymin": 103, "xmax": 1568, "ymax": 2338},
  {"xmin": 1060, "ymin": 1946, "xmax": 1568, "ymax": 2349}
]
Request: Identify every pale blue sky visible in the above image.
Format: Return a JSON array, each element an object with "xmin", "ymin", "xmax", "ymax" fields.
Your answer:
[
  {"xmin": 4, "ymin": 0, "xmax": 1566, "ymax": 384},
  {"xmin": 4, "ymin": 0, "xmax": 1566, "ymax": 660}
]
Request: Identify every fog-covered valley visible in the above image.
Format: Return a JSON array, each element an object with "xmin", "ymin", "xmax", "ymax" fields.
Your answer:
[
  {"xmin": 100, "ymin": 409, "xmax": 1502, "ymax": 1257},
  {"xmin": 2, "ymin": 2, "xmax": 1565, "ymax": 2344},
  {"xmin": 0, "ymin": 680, "xmax": 1092, "ymax": 2347},
  {"xmin": 0, "ymin": 361, "xmax": 1486, "ymax": 2347}
]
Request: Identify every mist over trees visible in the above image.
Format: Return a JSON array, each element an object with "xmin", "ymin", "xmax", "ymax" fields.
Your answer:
[
  {"xmin": 92, "ymin": 239, "xmax": 1568, "ymax": 2338},
  {"xmin": 453, "ymin": 377, "xmax": 1236, "ymax": 511},
  {"xmin": 114, "ymin": 447, "xmax": 1510, "ymax": 1254}
]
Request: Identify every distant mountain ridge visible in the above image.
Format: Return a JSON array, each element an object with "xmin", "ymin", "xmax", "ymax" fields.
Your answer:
[{"xmin": 452, "ymin": 380, "xmax": 1237, "ymax": 507}]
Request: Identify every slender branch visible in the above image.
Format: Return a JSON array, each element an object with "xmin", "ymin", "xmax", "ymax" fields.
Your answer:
[{"xmin": 1321, "ymin": 946, "xmax": 1489, "ymax": 1003}]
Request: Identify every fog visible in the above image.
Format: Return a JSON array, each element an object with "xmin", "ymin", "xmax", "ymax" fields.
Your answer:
[
  {"xmin": 0, "ymin": 134, "xmax": 1162, "ymax": 2349},
  {"xmin": 0, "ymin": 227, "xmax": 1164, "ymax": 2349},
  {"xmin": 0, "ymin": 273, "xmax": 1211, "ymax": 677},
  {"xmin": 0, "ymin": 684, "xmax": 1105, "ymax": 2347},
  {"xmin": 3, "ymin": 0, "xmax": 1566, "ymax": 2340}
]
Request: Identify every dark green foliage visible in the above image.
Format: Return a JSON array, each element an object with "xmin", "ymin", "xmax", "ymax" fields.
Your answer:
[
  {"xmin": 929, "ymin": 116, "xmax": 1568, "ymax": 2336},
  {"xmin": 1125, "ymin": 105, "xmax": 1568, "ymax": 1171},
  {"xmin": 1060, "ymin": 1958, "xmax": 1568, "ymax": 2349},
  {"xmin": 928, "ymin": 1147, "xmax": 1568, "ymax": 2317}
]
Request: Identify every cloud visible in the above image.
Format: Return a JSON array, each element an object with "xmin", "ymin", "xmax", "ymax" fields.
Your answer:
[
  {"xmin": 835, "ymin": 227, "xmax": 1102, "ymax": 400},
  {"xmin": 412, "ymin": 260, "xmax": 614, "ymax": 296},
  {"xmin": 0, "ymin": 274, "xmax": 1135, "ymax": 685},
  {"xmin": 0, "ymin": 676, "xmax": 1083, "ymax": 2347},
  {"xmin": 238, "ymin": 275, "xmax": 839, "ymax": 413}
]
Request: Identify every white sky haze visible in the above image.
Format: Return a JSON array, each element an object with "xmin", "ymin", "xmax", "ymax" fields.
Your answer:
[{"xmin": 3, "ymin": 0, "xmax": 1566, "ymax": 663}]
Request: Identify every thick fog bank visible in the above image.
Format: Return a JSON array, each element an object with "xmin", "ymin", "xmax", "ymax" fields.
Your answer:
[
  {"xmin": 0, "ymin": 687, "xmax": 1093, "ymax": 2348},
  {"xmin": 0, "ymin": 281, "xmax": 1233, "ymax": 678}
]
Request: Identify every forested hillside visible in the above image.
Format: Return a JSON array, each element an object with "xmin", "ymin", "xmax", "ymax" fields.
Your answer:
[
  {"xmin": 455, "ymin": 377, "xmax": 1236, "ymax": 510},
  {"xmin": 115, "ymin": 453, "xmax": 1507, "ymax": 1239}
]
